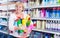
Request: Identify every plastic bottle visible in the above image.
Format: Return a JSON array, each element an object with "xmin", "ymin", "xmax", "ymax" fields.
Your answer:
[
  {"xmin": 36, "ymin": 21, "xmax": 40, "ymax": 29},
  {"xmin": 52, "ymin": 8, "xmax": 57, "ymax": 18},
  {"xmin": 46, "ymin": 9, "xmax": 49, "ymax": 18},
  {"xmin": 26, "ymin": 20, "xmax": 31, "ymax": 27},
  {"xmin": 50, "ymin": 21, "xmax": 53, "ymax": 31},
  {"xmin": 52, "ymin": 21, "xmax": 55, "ymax": 31},
  {"xmin": 46, "ymin": 20, "xmax": 50, "ymax": 30},
  {"xmin": 58, "ymin": 21, "xmax": 60, "ymax": 32},
  {"xmin": 36, "ymin": 0, "xmax": 39, "ymax": 6},
  {"xmin": 44, "ymin": 33, "xmax": 49, "ymax": 38},
  {"xmin": 0, "ymin": 25, "xmax": 2, "ymax": 30},
  {"xmin": 42, "ymin": 0, "xmax": 46, "ymax": 5},
  {"xmin": 54, "ymin": 21, "xmax": 58, "ymax": 32},
  {"xmin": 45, "ymin": 0, "xmax": 49, "ymax": 5},
  {"xmin": 17, "ymin": 19, "xmax": 24, "ymax": 35},
  {"xmin": 57, "ymin": 8, "xmax": 60, "ymax": 18},
  {"xmin": 54, "ymin": 0, "xmax": 58, "ymax": 5},
  {"xmin": 42, "ymin": 21, "xmax": 45, "ymax": 30},
  {"xmin": 58, "ymin": 0, "xmax": 60, "ymax": 4},
  {"xmin": 50, "ymin": 0, "xmax": 54, "ymax": 5},
  {"xmin": 47, "ymin": 9, "xmax": 52, "ymax": 18},
  {"xmin": 41, "ymin": 8, "xmax": 46, "ymax": 18},
  {"xmin": 46, "ymin": 20, "xmax": 49, "ymax": 30},
  {"xmin": 55, "ymin": 21, "xmax": 58, "ymax": 32},
  {"xmin": 22, "ymin": 18, "xmax": 26, "ymax": 26},
  {"xmin": 51, "ymin": 34, "xmax": 54, "ymax": 38},
  {"xmin": 48, "ymin": 21, "xmax": 51, "ymax": 30}
]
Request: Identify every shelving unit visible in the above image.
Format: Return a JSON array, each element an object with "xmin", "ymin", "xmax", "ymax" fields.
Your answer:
[
  {"xmin": 0, "ymin": 4, "xmax": 28, "ymax": 11},
  {"xmin": 1, "ymin": 0, "xmax": 60, "ymax": 38},
  {"xmin": 28, "ymin": 0, "xmax": 60, "ymax": 38},
  {"xmin": 0, "ymin": 23, "xmax": 7, "ymax": 26},
  {"xmin": 28, "ymin": 5, "xmax": 60, "ymax": 9},
  {"xmin": 31, "ymin": 18, "xmax": 60, "ymax": 20},
  {"xmin": 33, "ymin": 29, "xmax": 60, "ymax": 35},
  {"xmin": 0, "ymin": 16, "xmax": 8, "ymax": 18},
  {"xmin": 0, "ymin": 30, "xmax": 8, "ymax": 34}
]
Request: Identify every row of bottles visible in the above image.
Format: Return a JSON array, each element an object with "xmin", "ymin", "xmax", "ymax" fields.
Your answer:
[
  {"xmin": 29, "ymin": 8, "xmax": 60, "ymax": 18},
  {"xmin": 32, "ymin": 20, "xmax": 60, "ymax": 32},
  {"xmin": 28, "ymin": 0, "xmax": 60, "ymax": 7}
]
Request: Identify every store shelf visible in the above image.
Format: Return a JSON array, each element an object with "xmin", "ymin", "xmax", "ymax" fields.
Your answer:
[
  {"xmin": 33, "ymin": 29, "xmax": 60, "ymax": 35},
  {"xmin": 0, "ymin": 4, "xmax": 15, "ymax": 11},
  {"xmin": 31, "ymin": 18, "xmax": 46, "ymax": 20},
  {"xmin": 0, "ymin": 23, "xmax": 7, "ymax": 26},
  {"xmin": 29, "ymin": 5, "xmax": 60, "ymax": 9},
  {"xmin": 0, "ymin": 16, "xmax": 8, "ymax": 18},
  {"xmin": 0, "ymin": 30, "xmax": 8, "ymax": 34},
  {"xmin": 31, "ymin": 18, "xmax": 60, "ymax": 20},
  {"xmin": 0, "ymin": 0, "xmax": 17, "ymax": 4},
  {"xmin": 0, "ymin": 4, "xmax": 28, "ymax": 11}
]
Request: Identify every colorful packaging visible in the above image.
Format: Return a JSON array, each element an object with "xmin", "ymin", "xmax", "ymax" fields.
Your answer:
[
  {"xmin": 58, "ymin": 0, "xmax": 60, "ymax": 4},
  {"xmin": 52, "ymin": 8, "xmax": 57, "ymax": 18},
  {"xmin": 41, "ymin": 8, "xmax": 46, "ymax": 18},
  {"xmin": 46, "ymin": 10, "xmax": 49, "ymax": 18}
]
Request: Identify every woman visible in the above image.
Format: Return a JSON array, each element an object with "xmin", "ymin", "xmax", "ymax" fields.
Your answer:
[{"xmin": 9, "ymin": 2, "xmax": 35, "ymax": 38}]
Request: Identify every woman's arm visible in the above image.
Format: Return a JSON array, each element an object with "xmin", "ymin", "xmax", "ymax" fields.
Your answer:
[
  {"xmin": 9, "ymin": 14, "xmax": 20, "ymax": 31},
  {"xmin": 9, "ymin": 14, "xmax": 15, "ymax": 31}
]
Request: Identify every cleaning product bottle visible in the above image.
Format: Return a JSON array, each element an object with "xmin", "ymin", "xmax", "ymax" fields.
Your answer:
[
  {"xmin": 46, "ymin": 20, "xmax": 49, "ymax": 30},
  {"xmin": 41, "ymin": 8, "xmax": 46, "ymax": 18},
  {"xmin": 22, "ymin": 18, "xmax": 26, "ymax": 26},
  {"xmin": 46, "ymin": 20, "xmax": 50, "ymax": 30},
  {"xmin": 54, "ymin": 0, "xmax": 58, "ymax": 5},
  {"xmin": 26, "ymin": 18, "xmax": 31, "ymax": 27},
  {"xmin": 57, "ymin": 7, "xmax": 60, "ymax": 18},
  {"xmin": 58, "ymin": 0, "xmax": 60, "ymax": 4},
  {"xmin": 17, "ymin": 19, "xmax": 24, "ymax": 35},
  {"xmin": 51, "ymin": 34, "xmax": 54, "ymax": 38},
  {"xmin": 58, "ymin": 21, "xmax": 60, "ymax": 32},
  {"xmin": 53, "ymin": 8, "xmax": 56, "ymax": 18},
  {"xmin": 45, "ymin": 0, "xmax": 49, "ymax": 5},
  {"xmin": 36, "ymin": 0, "xmax": 39, "ymax": 6},
  {"xmin": 42, "ymin": 21, "xmax": 46, "ymax": 30},
  {"xmin": 50, "ymin": 0, "xmax": 54, "ymax": 5},
  {"xmin": 50, "ymin": 21, "xmax": 53, "ymax": 31},
  {"xmin": 46, "ymin": 9, "xmax": 49, "ymax": 18},
  {"xmin": 44, "ymin": 33, "xmax": 49, "ymax": 38},
  {"xmin": 52, "ymin": 21, "xmax": 54, "ymax": 31},
  {"xmin": 42, "ymin": 0, "xmax": 46, "ymax": 5}
]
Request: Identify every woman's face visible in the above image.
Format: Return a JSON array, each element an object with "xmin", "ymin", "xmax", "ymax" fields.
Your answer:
[{"xmin": 16, "ymin": 4, "xmax": 24, "ymax": 13}]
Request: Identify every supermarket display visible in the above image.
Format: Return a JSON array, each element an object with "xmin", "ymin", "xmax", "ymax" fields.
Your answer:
[
  {"xmin": 28, "ymin": 0, "xmax": 60, "ymax": 7},
  {"xmin": 31, "ymin": 20, "xmax": 60, "ymax": 32},
  {"xmin": 28, "ymin": 0, "xmax": 60, "ymax": 38},
  {"xmin": 0, "ymin": 0, "xmax": 60, "ymax": 38},
  {"xmin": 30, "ymin": 8, "xmax": 60, "ymax": 19}
]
